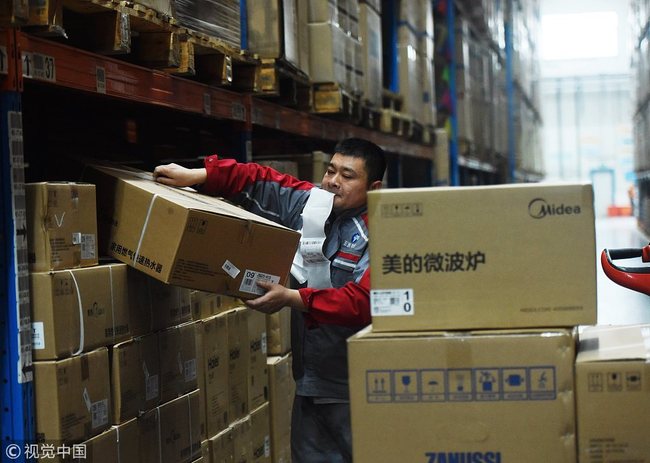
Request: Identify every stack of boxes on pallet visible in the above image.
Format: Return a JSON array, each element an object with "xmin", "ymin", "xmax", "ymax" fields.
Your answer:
[
  {"xmin": 25, "ymin": 167, "xmax": 300, "ymax": 462},
  {"xmin": 452, "ymin": 0, "xmax": 541, "ymax": 173},
  {"xmin": 349, "ymin": 183, "xmax": 602, "ymax": 462},
  {"xmin": 454, "ymin": 9, "xmax": 508, "ymax": 166},
  {"xmin": 394, "ymin": 0, "xmax": 436, "ymax": 129}
]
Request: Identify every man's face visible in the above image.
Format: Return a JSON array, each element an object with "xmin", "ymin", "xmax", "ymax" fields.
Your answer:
[{"xmin": 322, "ymin": 153, "xmax": 377, "ymax": 212}]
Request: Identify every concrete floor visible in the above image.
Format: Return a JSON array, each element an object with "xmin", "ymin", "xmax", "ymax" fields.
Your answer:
[{"xmin": 595, "ymin": 216, "xmax": 650, "ymax": 325}]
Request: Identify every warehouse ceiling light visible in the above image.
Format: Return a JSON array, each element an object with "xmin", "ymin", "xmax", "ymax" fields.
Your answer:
[{"xmin": 541, "ymin": 11, "xmax": 618, "ymax": 60}]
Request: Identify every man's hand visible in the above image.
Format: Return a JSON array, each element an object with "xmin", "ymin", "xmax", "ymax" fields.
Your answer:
[
  {"xmin": 244, "ymin": 281, "xmax": 306, "ymax": 314},
  {"xmin": 153, "ymin": 163, "xmax": 207, "ymax": 187}
]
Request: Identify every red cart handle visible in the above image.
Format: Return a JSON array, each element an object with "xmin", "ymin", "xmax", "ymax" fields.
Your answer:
[{"xmin": 601, "ymin": 245, "xmax": 650, "ymax": 296}]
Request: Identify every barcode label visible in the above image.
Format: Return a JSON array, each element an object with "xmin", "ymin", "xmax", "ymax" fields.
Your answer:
[
  {"xmin": 80, "ymin": 234, "xmax": 96, "ymax": 259},
  {"xmin": 31, "ymin": 322, "xmax": 45, "ymax": 350},
  {"xmin": 370, "ymin": 289, "xmax": 415, "ymax": 317},
  {"xmin": 96, "ymin": 66, "xmax": 106, "ymax": 94},
  {"xmin": 22, "ymin": 52, "xmax": 56, "ymax": 82},
  {"xmin": 145, "ymin": 374, "xmax": 159, "ymax": 401},
  {"xmin": 231, "ymin": 102, "xmax": 246, "ymax": 121},
  {"xmin": 184, "ymin": 359, "xmax": 197, "ymax": 382},
  {"xmin": 222, "ymin": 260, "xmax": 240, "ymax": 279},
  {"xmin": 91, "ymin": 399, "xmax": 109, "ymax": 429},
  {"xmin": 239, "ymin": 270, "xmax": 280, "ymax": 295}
]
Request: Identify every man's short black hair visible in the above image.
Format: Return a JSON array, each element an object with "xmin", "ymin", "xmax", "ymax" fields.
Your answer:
[{"xmin": 334, "ymin": 138, "xmax": 386, "ymax": 185}]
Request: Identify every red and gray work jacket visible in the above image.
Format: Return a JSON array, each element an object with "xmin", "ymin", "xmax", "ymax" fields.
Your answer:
[{"xmin": 201, "ymin": 155, "xmax": 371, "ymax": 399}]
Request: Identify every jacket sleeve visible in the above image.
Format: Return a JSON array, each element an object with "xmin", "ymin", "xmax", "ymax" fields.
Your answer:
[
  {"xmin": 297, "ymin": 269, "xmax": 372, "ymax": 326},
  {"xmin": 200, "ymin": 155, "xmax": 313, "ymax": 228}
]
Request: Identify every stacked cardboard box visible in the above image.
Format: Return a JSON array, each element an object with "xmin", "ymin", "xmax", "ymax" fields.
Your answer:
[
  {"xmin": 245, "ymin": 0, "xmax": 310, "ymax": 76},
  {"xmin": 26, "ymin": 183, "xmax": 112, "ymax": 446},
  {"xmin": 575, "ymin": 324, "xmax": 650, "ymax": 463},
  {"xmin": 350, "ymin": 183, "xmax": 599, "ymax": 462},
  {"xmin": 27, "ymin": 167, "xmax": 300, "ymax": 462},
  {"xmin": 308, "ymin": 0, "xmax": 365, "ymax": 95},
  {"xmin": 395, "ymin": 0, "xmax": 436, "ymax": 125}
]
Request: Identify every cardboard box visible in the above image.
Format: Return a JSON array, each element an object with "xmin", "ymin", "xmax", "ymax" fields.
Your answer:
[
  {"xmin": 195, "ymin": 314, "xmax": 230, "ymax": 439},
  {"xmin": 113, "ymin": 419, "xmax": 140, "ymax": 463},
  {"xmin": 159, "ymin": 321, "xmax": 198, "ymax": 403},
  {"xmin": 231, "ymin": 415, "xmax": 252, "ymax": 463},
  {"xmin": 368, "ymin": 183, "xmax": 597, "ymax": 331},
  {"xmin": 190, "ymin": 290, "xmax": 242, "ymax": 321},
  {"xmin": 110, "ymin": 333, "xmax": 160, "ymax": 423},
  {"xmin": 246, "ymin": 0, "xmax": 299, "ymax": 68},
  {"xmin": 26, "ymin": 182, "xmax": 98, "ymax": 271},
  {"xmin": 76, "ymin": 427, "xmax": 118, "ymax": 463},
  {"xmin": 308, "ymin": 22, "xmax": 346, "ymax": 84},
  {"xmin": 267, "ymin": 354, "xmax": 294, "ymax": 463},
  {"xmin": 209, "ymin": 427, "xmax": 234, "ymax": 463},
  {"xmin": 250, "ymin": 403, "xmax": 271, "ymax": 463},
  {"xmin": 128, "ymin": 269, "xmax": 192, "ymax": 334},
  {"xmin": 227, "ymin": 308, "xmax": 250, "ymax": 423},
  {"xmin": 248, "ymin": 309, "xmax": 268, "ymax": 410},
  {"xmin": 576, "ymin": 325, "xmax": 650, "ymax": 463},
  {"xmin": 308, "ymin": 0, "xmax": 336, "ymax": 22},
  {"xmin": 359, "ymin": 3, "xmax": 382, "ymax": 106},
  {"xmin": 266, "ymin": 307, "xmax": 291, "ymax": 355},
  {"xmin": 30, "ymin": 263, "xmax": 131, "ymax": 360},
  {"xmin": 85, "ymin": 165, "xmax": 300, "ymax": 299},
  {"xmin": 140, "ymin": 390, "xmax": 202, "ymax": 463},
  {"xmin": 348, "ymin": 327, "xmax": 576, "ymax": 462},
  {"xmin": 34, "ymin": 348, "xmax": 111, "ymax": 443}
]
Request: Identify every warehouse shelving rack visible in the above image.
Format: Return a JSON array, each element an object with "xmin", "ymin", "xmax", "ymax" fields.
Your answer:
[
  {"xmin": 0, "ymin": 22, "xmax": 438, "ymax": 453},
  {"xmin": 435, "ymin": 0, "xmax": 543, "ymax": 185}
]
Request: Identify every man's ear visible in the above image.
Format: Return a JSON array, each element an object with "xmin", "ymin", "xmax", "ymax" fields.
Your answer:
[{"xmin": 369, "ymin": 180, "xmax": 383, "ymax": 191}]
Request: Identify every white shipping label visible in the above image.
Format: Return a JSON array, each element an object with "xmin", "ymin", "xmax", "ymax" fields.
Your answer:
[
  {"xmin": 239, "ymin": 270, "xmax": 280, "ymax": 296},
  {"xmin": 145, "ymin": 374, "xmax": 159, "ymax": 401},
  {"xmin": 222, "ymin": 260, "xmax": 241, "ymax": 279},
  {"xmin": 91, "ymin": 399, "xmax": 109, "ymax": 429},
  {"xmin": 32, "ymin": 322, "xmax": 45, "ymax": 350},
  {"xmin": 184, "ymin": 359, "xmax": 197, "ymax": 382},
  {"xmin": 80, "ymin": 234, "xmax": 96, "ymax": 259},
  {"xmin": 370, "ymin": 289, "xmax": 415, "ymax": 316},
  {"xmin": 264, "ymin": 436, "xmax": 271, "ymax": 457}
]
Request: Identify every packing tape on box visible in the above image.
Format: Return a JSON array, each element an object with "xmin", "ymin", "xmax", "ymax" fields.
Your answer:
[
  {"xmin": 157, "ymin": 407, "xmax": 163, "ymax": 463},
  {"xmin": 116, "ymin": 425, "xmax": 122, "ymax": 463},
  {"xmin": 187, "ymin": 394, "xmax": 193, "ymax": 460},
  {"xmin": 134, "ymin": 194, "xmax": 159, "ymax": 268},
  {"xmin": 291, "ymin": 188, "xmax": 334, "ymax": 288},
  {"xmin": 109, "ymin": 265, "xmax": 116, "ymax": 344},
  {"xmin": 68, "ymin": 270, "xmax": 85, "ymax": 356}
]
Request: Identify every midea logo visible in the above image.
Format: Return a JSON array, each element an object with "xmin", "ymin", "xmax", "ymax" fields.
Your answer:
[{"xmin": 528, "ymin": 197, "xmax": 581, "ymax": 219}]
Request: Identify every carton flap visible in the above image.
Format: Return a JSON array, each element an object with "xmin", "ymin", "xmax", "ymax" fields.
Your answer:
[{"xmin": 577, "ymin": 324, "xmax": 650, "ymax": 362}]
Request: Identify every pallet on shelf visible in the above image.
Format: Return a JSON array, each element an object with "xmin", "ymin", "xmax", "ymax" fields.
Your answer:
[
  {"xmin": 257, "ymin": 58, "xmax": 312, "ymax": 111},
  {"xmin": 313, "ymin": 82, "xmax": 361, "ymax": 125},
  {"xmin": 23, "ymin": 0, "xmax": 261, "ymax": 88},
  {"xmin": 379, "ymin": 108, "xmax": 412, "ymax": 139}
]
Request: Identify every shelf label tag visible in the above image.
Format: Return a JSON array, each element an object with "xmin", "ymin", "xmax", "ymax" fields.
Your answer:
[
  {"xmin": 96, "ymin": 66, "xmax": 106, "ymax": 94},
  {"xmin": 0, "ymin": 46, "xmax": 8, "ymax": 74},
  {"xmin": 232, "ymin": 102, "xmax": 246, "ymax": 121},
  {"xmin": 22, "ymin": 52, "xmax": 56, "ymax": 82}
]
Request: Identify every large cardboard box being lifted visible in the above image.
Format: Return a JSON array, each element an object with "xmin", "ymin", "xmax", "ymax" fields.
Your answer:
[
  {"xmin": 576, "ymin": 324, "xmax": 650, "ymax": 463},
  {"xmin": 368, "ymin": 183, "xmax": 597, "ymax": 331},
  {"xmin": 348, "ymin": 327, "xmax": 577, "ymax": 463},
  {"xmin": 85, "ymin": 165, "xmax": 300, "ymax": 298}
]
